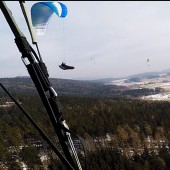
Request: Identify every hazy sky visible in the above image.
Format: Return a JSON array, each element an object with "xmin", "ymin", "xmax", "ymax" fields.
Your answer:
[{"xmin": 1, "ymin": 1, "xmax": 170, "ymax": 80}]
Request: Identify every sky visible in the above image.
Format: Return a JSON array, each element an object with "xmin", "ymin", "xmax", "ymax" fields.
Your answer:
[{"xmin": 1, "ymin": 1, "xmax": 170, "ymax": 80}]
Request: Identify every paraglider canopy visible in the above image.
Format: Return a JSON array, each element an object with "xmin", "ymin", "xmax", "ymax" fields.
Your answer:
[
  {"xmin": 31, "ymin": 2, "xmax": 74, "ymax": 70},
  {"xmin": 31, "ymin": 1, "xmax": 67, "ymax": 35}
]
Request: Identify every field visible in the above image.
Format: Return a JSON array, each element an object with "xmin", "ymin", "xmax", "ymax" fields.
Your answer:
[{"xmin": 109, "ymin": 74, "xmax": 170, "ymax": 101}]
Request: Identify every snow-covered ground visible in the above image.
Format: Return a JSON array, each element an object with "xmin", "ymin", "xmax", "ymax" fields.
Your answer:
[
  {"xmin": 108, "ymin": 79, "xmax": 149, "ymax": 87},
  {"xmin": 108, "ymin": 75, "xmax": 170, "ymax": 101},
  {"xmin": 141, "ymin": 93, "xmax": 170, "ymax": 101}
]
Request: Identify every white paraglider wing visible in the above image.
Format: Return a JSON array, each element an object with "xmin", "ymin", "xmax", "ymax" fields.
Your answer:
[{"xmin": 31, "ymin": 1, "xmax": 67, "ymax": 36}]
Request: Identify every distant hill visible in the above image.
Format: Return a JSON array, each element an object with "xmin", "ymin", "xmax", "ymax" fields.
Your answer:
[
  {"xmin": 99, "ymin": 70, "xmax": 170, "ymax": 85},
  {"xmin": 0, "ymin": 71, "xmax": 167, "ymax": 98},
  {"xmin": 83, "ymin": 78, "xmax": 119, "ymax": 84},
  {"xmin": 0, "ymin": 77, "xmax": 128, "ymax": 97},
  {"xmin": 127, "ymin": 72, "xmax": 161, "ymax": 79}
]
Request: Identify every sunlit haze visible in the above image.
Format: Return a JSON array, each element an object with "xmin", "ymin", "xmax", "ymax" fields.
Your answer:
[{"xmin": 1, "ymin": 1, "xmax": 170, "ymax": 80}]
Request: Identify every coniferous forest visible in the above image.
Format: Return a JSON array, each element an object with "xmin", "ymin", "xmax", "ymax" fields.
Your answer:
[{"xmin": 0, "ymin": 87, "xmax": 170, "ymax": 169}]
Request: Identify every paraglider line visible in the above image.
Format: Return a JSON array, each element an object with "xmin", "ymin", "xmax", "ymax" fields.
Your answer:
[{"xmin": 0, "ymin": 83, "xmax": 75, "ymax": 170}]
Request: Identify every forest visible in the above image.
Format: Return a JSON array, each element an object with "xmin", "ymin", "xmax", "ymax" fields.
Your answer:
[{"xmin": 0, "ymin": 89, "xmax": 170, "ymax": 169}]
